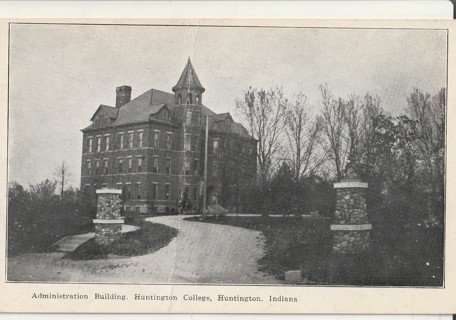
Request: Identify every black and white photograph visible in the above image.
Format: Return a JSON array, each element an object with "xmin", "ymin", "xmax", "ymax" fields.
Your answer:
[{"xmin": 5, "ymin": 21, "xmax": 448, "ymax": 292}]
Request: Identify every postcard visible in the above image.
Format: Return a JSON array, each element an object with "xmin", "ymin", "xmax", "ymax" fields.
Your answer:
[{"xmin": 0, "ymin": 18, "xmax": 455, "ymax": 314}]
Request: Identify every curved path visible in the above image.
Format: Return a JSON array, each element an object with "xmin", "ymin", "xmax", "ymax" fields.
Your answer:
[{"xmin": 7, "ymin": 215, "xmax": 279, "ymax": 284}]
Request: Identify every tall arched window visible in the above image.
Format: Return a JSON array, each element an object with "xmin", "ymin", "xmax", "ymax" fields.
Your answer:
[
  {"xmin": 196, "ymin": 95, "xmax": 200, "ymax": 105},
  {"xmin": 177, "ymin": 93, "xmax": 182, "ymax": 105},
  {"xmin": 187, "ymin": 92, "xmax": 193, "ymax": 105}
]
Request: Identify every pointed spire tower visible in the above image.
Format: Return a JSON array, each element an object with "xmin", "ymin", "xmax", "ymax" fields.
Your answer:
[{"xmin": 172, "ymin": 57, "xmax": 205, "ymax": 106}]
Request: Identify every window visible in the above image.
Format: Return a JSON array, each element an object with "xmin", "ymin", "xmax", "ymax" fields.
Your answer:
[
  {"xmin": 152, "ymin": 157, "xmax": 159, "ymax": 173},
  {"xmin": 137, "ymin": 157, "xmax": 143, "ymax": 172},
  {"xmin": 186, "ymin": 93, "xmax": 192, "ymax": 105},
  {"xmin": 105, "ymin": 136, "xmax": 110, "ymax": 151},
  {"xmin": 185, "ymin": 110, "xmax": 192, "ymax": 125},
  {"xmin": 193, "ymin": 159, "xmax": 199, "ymax": 176},
  {"xmin": 184, "ymin": 159, "xmax": 191, "ymax": 175},
  {"xmin": 135, "ymin": 183, "xmax": 141, "ymax": 200},
  {"xmin": 152, "ymin": 183, "xmax": 158, "ymax": 200},
  {"xmin": 166, "ymin": 133, "xmax": 172, "ymax": 150},
  {"xmin": 126, "ymin": 185, "xmax": 132, "ymax": 200},
  {"xmin": 95, "ymin": 160, "xmax": 100, "ymax": 174},
  {"xmin": 213, "ymin": 162, "xmax": 219, "ymax": 177},
  {"xmin": 154, "ymin": 131, "xmax": 160, "ymax": 148},
  {"xmin": 213, "ymin": 140, "xmax": 219, "ymax": 153},
  {"xmin": 196, "ymin": 95, "xmax": 200, "ymax": 105},
  {"xmin": 138, "ymin": 131, "xmax": 143, "ymax": 148},
  {"xmin": 177, "ymin": 93, "xmax": 182, "ymax": 105},
  {"xmin": 165, "ymin": 184, "xmax": 171, "ymax": 200},
  {"xmin": 116, "ymin": 183, "xmax": 122, "ymax": 190},
  {"xmin": 88, "ymin": 138, "xmax": 93, "ymax": 153},
  {"xmin": 166, "ymin": 158, "xmax": 171, "ymax": 174},
  {"xmin": 184, "ymin": 134, "xmax": 191, "ymax": 151},
  {"xmin": 103, "ymin": 159, "xmax": 108, "ymax": 174},
  {"xmin": 127, "ymin": 158, "xmax": 133, "ymax": 173},
  {"xmin": 97, "ymin": 137, "xmax": 101, "ymax": 152},
  {"xmin": 87, "ymin": 161, "xmax": 92, "ymax": 175},
  {"xmin": 118, "ymin": 159, "xmax": 123, "ymax": 173},
  {"xmin": 192, "ymin": 136, "xmax": 199, "ymax": 151},
  {"xmin": 193, "ymin": 185, "xmax": 198, "ymax": 200},
  {"xmin": 119, "ymin": 133, "xmax": 124, "ymax": 149},
  {"xmin": 128, "ymin": 132, "xmax": 134, "ymax": 149}
]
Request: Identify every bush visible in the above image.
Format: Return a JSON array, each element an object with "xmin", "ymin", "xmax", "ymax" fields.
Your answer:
[{"xmin": 66, "ymin": 219, "xmax": 178, "ymax": 260}]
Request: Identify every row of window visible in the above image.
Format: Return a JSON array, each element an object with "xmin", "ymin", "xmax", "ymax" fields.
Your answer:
[
  {"xmin": 85, "ymin": 182, "xmax": 199, "ymax": 201},
  {"xmin": 87, "ymin": 130, "xmax": 173, "ymax": 153},
  {"xmin": 86, "ymin": 156, "xmax": 201, "ymax": 176},
  {"xmin": 86, "ymin": 130, "xmax": 255, "ymax": 155}
]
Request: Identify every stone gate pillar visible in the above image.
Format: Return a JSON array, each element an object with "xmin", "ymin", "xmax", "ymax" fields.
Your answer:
[
  {"xmin": 93, "ymin": 189, "xmax": 124, "ymax": 245},
  {"xmin": 331, "ymin": 179, "xmax": 371, "ymax": 253}
]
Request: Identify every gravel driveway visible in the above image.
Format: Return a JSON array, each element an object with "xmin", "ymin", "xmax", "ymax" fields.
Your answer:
[{"xmin": 7, "ymin": 215, "xmax": 279, "ymax": 284}]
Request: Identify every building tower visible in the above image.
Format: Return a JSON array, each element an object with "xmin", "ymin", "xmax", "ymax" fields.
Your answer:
[{"xmin": 172, "ymin": 58, "xmax": 206, "ymax": 211}]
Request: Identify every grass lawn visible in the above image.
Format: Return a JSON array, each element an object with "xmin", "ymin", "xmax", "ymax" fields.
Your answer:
[
  {"xmin": 185, "ymin": 215, "xmax": 333, "ymax": 281},
  {"xmin": 66, "ymin": 218, "xmax": 178, "ymax": 260}
]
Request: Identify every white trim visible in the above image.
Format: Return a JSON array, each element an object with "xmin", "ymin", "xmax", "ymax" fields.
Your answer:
[
  {"xmin": 116, "ymin": 182, "xmax": 122, "ymax": 185},
  {"xmin": 93, "ymin": 219, "xmax": 124, "ymax": 224},
  {"xmin": 154, "ymin": 129, "xmax": 161, "ymax": 132},
  {"xmin": 125, "ymin": 182, "xmax": 132, "ymax": 185},
  {"xmin": 330, "ymin": 224, "xmax": 372, "ymax": 231},
  {"xmin": 104, "ymin": 134, "xmax": 110, "ymax": 136},
  {"xmin": 127, "ymin": 130, "xmax": 134, "ymax": 133},
  {"xmin": 126, "ymin": 155, "xmax": 133, "ymax": 158},
  {"xmin": 137, "ymin": 129, "xmax": 144, "ymax": 132},
  {"xmin": 96, "ymin": 189, "xmax": 122, "ymax": 194},
  {"xmin": 334, "ymin": 181, "xmax": 368, "ymax": 189}
]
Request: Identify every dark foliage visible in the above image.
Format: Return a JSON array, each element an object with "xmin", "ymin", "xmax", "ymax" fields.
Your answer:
[{"xmin": 7, "ymin": 181, "xmax": 95, "ymax": 256}]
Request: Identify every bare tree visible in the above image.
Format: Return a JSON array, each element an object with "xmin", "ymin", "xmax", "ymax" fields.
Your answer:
[
  {"xmin": 407, "ymin": 87, "xmax": 445, "ymax": 198},
  {"xmin": 29, "ymin": 179, "xmax": 57, "ymax": 201},
  {"xmin": 317, "ymin": 84, "xmax": 382, "ymax": 181},
  {"xmin": 317, "ymin": 84, "xmax": 348, "ymax": 181},
  {"xmin": 54, "ymin": 161, "xmax": 71, "ymax": 200},
  {"xmin": 285, "ymin": 92, "xmax": 326, "ymax": 180},
  {"xmin": 235, "ymin": 87, "xmax": 288, "ymax": 184}
]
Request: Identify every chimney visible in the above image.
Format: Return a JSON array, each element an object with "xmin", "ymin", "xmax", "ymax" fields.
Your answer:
[{"xmin": 116, "ymin": 85, "xmax": 132, "ymax": 108}]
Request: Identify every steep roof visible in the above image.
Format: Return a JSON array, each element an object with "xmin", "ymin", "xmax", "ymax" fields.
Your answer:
[
  {"xmin": 82, "ymin": 89, "xmax": 175, "ymax": 131},
  {"xmin": 114, "ymin": 89, "xmax": 174, "ymax": 126},
  {"xmin": 209, "ymin": 112, "xmax": 254, "ymax": 140},
  {"xmin": 172, "ymin": 58, "xmax": 205, "ymax": 92}
]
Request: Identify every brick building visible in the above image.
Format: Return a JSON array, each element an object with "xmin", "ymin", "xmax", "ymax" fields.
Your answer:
[{"xmin": 80, "ymin": 59, "xmax": 257, "ymax": 214}]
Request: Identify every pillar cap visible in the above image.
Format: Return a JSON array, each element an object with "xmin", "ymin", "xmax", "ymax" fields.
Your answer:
[
  {"xmin": 330, "ymin": 224, "xmax": 372, "ymax": 231},
  {"xmin": 96, "ymin": 188, "xmax": 122, "ymax": 194},
  {"xmin": 334, "ymin": 181, "xmax": 368, "ymax": 189},
  {"xmin": 93, "ymin": 219, "xmax": 124, "ymax": 224}
]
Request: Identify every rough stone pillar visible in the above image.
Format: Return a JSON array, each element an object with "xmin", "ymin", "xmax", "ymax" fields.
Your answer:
[
  {"xmin": 331, "ymin": 179, "xmax": 371, "ymax": 254},
  {"xmin": 93, "ymin": 189, "xmax": 124, "ymax": 245}
]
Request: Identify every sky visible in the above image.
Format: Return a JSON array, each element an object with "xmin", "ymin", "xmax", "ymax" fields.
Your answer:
[{"xmin": 7, "ymin": 24, "xmax": 447, "ymax": 188}]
